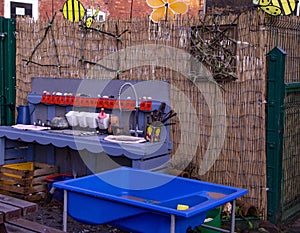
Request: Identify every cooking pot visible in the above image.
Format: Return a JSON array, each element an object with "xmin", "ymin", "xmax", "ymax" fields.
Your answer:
[{"xmin": 50, "ymin": 116, "xmax": 69, "ymax": 130}]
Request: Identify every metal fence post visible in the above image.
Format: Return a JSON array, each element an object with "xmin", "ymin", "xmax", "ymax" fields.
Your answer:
[
  {"xmin": 266, "ymin": 46, "xmax": 286, "ymax": 223},
  {"xmin": 0, "ymin": 17, "xmax": 16, "ymax": 126}
]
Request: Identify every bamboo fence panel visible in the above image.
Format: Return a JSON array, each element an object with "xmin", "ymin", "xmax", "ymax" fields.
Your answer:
[{"xmin": 14, "ymin": 11, "xmax": 300, "ymax": 218}]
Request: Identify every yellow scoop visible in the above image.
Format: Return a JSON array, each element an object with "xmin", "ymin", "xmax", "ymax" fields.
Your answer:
[{"xmin": 177, "ymin": 204, "xmax": 189, "ymax": 210}]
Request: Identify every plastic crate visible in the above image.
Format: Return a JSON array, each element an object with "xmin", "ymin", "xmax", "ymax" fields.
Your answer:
[
  {"xmin": 199, "ymin": 208, "xmax": 222, "ymax": 233},
  {"xmin": 45, "ymin": 174, "xmax": 73, "ymax": 202}
]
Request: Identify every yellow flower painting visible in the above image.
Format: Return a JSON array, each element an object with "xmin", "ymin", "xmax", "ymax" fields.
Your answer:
[{"xmin": 147, "ymin": 0, "xmax": 188, "ymax": 23}]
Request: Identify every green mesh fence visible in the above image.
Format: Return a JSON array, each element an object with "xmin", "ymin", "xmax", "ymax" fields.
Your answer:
[
  {"xmin": 265, "ymin": 15, "xmax": 300, "ymax": 222},
  {"xmin": 282, "ymin": 88, "xmax": 300, "ymax": 221}
]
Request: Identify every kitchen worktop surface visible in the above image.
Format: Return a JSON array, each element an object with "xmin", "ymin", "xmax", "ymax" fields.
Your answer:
[{"xmin": 0, "ymin": 126, "xmax": 172, "ymax": 159}]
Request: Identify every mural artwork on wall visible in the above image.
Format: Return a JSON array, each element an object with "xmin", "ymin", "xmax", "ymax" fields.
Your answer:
[
  {"xmin": 146, "ymin": 0, "xmax": 188, "ymax": 23},
  {"xmin": 61, "ymin": 0, "xmax": 102, "ymax": 28},
  {"xmin": 253, "ymin": 0, "xmax": 298, "ymax": 16}
]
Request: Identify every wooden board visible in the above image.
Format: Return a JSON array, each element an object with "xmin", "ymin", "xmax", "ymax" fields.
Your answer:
[
  {"xmin": 0, "ymin": 190, "xmax": 45, "ymax": 202},
  {"xmin": 0, "ymin": 167, "xmax": 33, "ymax": 178},
  {"xmin": 0, "ymin": 212, "xmax": 3, "ymax": 224},
  {"xmin": 5, "ymin": 222, "xmax": 34, "ymax": 233},
  {"xmin": 0, "ymin": 162, "xmax": 58, "ymax": 181},
  {"xmin": 0, "ymin": 194, "xmax": 38, "ymax": 216},
  {"xmin": 0, "ymin": 223, "xmax": 7, "ymax": 233},
  {"xmin": 6, "ymin": 218, "xmax": 64, "ymax": 233},
  {"xmin": 0, "ymin": 174, "xmax": 31, "ymax": 186},
  {"xmin": 0, "ymin": 183, "xmax": 47, "ymax": 195},
  {"xmin": 33, "ymin": 162, "xmax": 58, "ymax": 177},
  {"xmin": 0, "ymin": 203, "xmax": 22, "ymax": 221}
]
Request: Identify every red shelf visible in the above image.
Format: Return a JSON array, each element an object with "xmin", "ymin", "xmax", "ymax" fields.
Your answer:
[{"xmin": 40, "ymin": 94, "xmax": 152, "ymax": 111}]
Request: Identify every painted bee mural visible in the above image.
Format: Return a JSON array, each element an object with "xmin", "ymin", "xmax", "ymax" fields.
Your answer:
[
  {"xmin": 253, "ymin": 0, "xmax": 298, "ymax": 16},
  {"xmin": 61, "ymin": 0, "xmax": 101, "ymax": 28}
]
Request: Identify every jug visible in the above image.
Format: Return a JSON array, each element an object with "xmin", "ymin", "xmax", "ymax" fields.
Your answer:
[{"xmin": 16, "ymin": 105, "xmax": 31, "ymax": 125}]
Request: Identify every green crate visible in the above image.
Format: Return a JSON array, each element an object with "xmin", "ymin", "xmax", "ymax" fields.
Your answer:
[{"xmin": 198, "ymin": 207, "xmax": 221, "ymax": 233}]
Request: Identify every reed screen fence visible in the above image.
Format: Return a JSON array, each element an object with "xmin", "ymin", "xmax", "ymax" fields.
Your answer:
[{"xmin": 15, "ymin": 11, "xmax": 300, "ymax": 219}]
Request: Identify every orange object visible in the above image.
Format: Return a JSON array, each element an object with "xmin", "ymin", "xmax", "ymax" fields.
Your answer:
[
  {"xmin": 147, "ymin": 0, "xmax": 188, "ymax": 23},
  {"xmin": 41, "ymin": 94, "xmax": 47, "ymax": 103}
]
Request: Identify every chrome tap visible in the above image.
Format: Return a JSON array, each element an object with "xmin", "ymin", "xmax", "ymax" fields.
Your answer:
[
  {"xmin": 118, "ymin": 82, "xmax": 139, "ymax": 109},
  {"xmin": 118, "ymin": 82, "xmax": 143, "ymax": 137}
]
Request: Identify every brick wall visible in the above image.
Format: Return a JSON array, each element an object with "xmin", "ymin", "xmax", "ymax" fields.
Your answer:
[
  {"xmin": 38, "ymin": 0, "xmax": 202, "ymax": 20},
  {"xmin": 39, "ymin": 0, "xmax": 59, "ymax": 19},
  {"xmin": 0, "ymin": 1, "xmax": 3, "ymax": 16},
  {"xmin": 0, "ymin": 0, "xmax": 202, "ymax": 20}
]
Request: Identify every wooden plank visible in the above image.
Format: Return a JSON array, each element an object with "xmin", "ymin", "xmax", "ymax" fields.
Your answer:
[
  {"xmin": 32, "ymin": 183, "xmax": 47, "ymax": 193},
  {"xmin": 0, "ymin": 167, "xmax": 33, "ymax": 178},
  {"xmin": 5, "ymin": 222, "xmax": 34, "ymax": 233},
  {"xmin": 4, "ymin": 140, "xmax": 28, "ymax": 149},
  {"xmin": 33, "ymin": 165, "xmax": 58, "ymax": 177},
  {"xmin": 32, "ymin": 175, "xmax": 49, "ymax": 185},
  {"xmin": 5, "ymin": 146, "xmax": 28, "ymax": 162},
  {"xmin": 0, "ymin": 138, "xmax": 5, "ymax": 165},
  {"xmin": 0, "ymin": 162, "xmax": 58, "ymax": 180},
  {"xmin": 0, "ymin": 203, "xmax": 21, "ymax": 221},
  {"xmin": 7, "ymin": 218, "xmax": 65, "ymax": 233},
  {"xmin": 0, "ymin": 194, "xmax": 38, "ymax": 216},
  {"xmin": 0, "ymin": 183, "xmax": 35, "ymax": 195},
  {"xmin": 0, "ymin": 174, "xmax": 31, "ymax": 186},
  {"xmin": 23, "ymin": 193, "xmax": 45, "ymax": 202},
  {"xmin": 0, "ymin": 183, "xmax": 47, "ymax": 195},
  {"xmin": 0, "ymin": 212, "xmax": 3, "ymax": 224},
  {"xmin": 0, "ymin": 223, "xmax": 7, "ymax": 233},
  {"xmin": 0, "ymin": 191, "xmax": 45, "ymax": 203}
]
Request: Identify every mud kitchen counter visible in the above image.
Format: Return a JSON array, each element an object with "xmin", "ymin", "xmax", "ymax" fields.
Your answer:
[
  {"xmin": 0, "ymin": 78, "xmax": 173, "ymax": 176},
  {"xmin": 0, "ymin": 126, "xmax": 172, "ymax": 175}
]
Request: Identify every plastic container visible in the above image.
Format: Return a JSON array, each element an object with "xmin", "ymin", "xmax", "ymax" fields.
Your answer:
[
  {"xmin": 65, "ymin": 111, "xmax": 79, "ymax": 127},
  {"xmin": 86, "ymin": 112, "xmax": 98, "ymax": 129},
  {"xmin": 77, "ymin": 112, "xmax": 88, "ymax": 128},
  {"xmin": 53, "ymin": 167, "xmax": 248, "ymax": 233},
  {"xmin": 45, "ymin": 174, "xmax": 73, "ymax": 202}
]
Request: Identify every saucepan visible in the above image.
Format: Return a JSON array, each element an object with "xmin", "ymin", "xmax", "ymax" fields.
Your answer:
[{"xmin": 50, "ymin": 116, "xmax": 69, "ymax": 130}]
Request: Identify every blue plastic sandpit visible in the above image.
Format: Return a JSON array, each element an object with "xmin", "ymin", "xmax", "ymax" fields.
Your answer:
[{"xmin": 53, "ymin": 167, "xmax": 247, "ymax": 233}]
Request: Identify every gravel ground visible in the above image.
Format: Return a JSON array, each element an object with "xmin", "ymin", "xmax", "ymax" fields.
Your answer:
[
  {"xmin": 24, "ymin": 199, "xmax": 129, "ymax": 233},
  {"xmin": 23, "ymin": 198, "xmax": 300, "ymax": 233}
]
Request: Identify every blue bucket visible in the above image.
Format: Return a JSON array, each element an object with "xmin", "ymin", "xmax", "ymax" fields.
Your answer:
[
  {"xmin": 16, "ymin": 105, "xmax": 31, "ymax": 125},
  {"xmin": 45, "ymin": 174, "xmax": 73, "ymax": 202}
]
